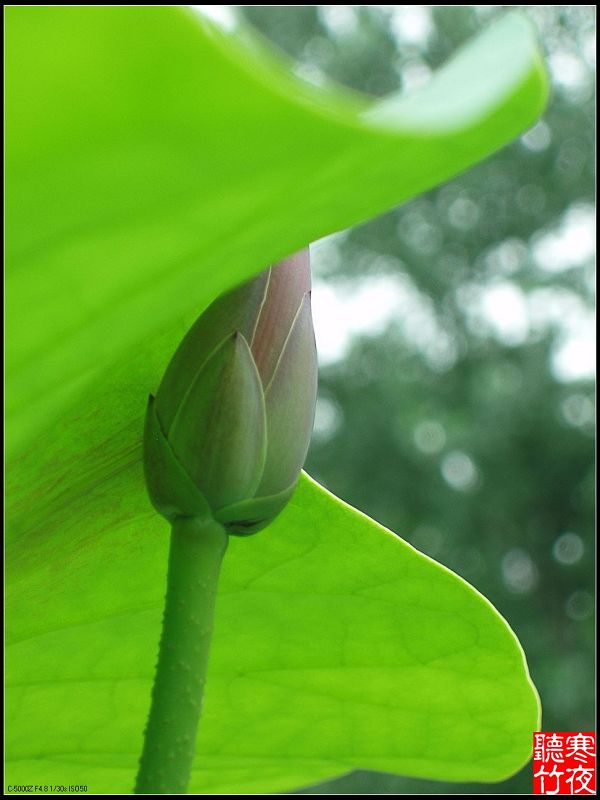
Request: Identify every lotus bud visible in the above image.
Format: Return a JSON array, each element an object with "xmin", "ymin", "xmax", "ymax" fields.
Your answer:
[{"xmin": 144, "ymin": 250, "xmax": 318, "ymax": 535}]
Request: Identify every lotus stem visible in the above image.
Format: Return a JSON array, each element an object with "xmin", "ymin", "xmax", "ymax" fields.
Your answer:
[{"xmin": 134, "ymin": 517, "xmax": 228, "ymax": 794}]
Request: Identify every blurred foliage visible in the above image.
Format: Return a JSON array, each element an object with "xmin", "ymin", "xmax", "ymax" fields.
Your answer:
[{"xmin": 239, "ymin": 5, "xmax": 595, "ymax": 795}]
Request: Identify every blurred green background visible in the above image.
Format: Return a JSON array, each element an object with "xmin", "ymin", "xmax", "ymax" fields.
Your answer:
[{"xmin": 238, "ymin": 5, "xmax": 595, "ymax": 795}]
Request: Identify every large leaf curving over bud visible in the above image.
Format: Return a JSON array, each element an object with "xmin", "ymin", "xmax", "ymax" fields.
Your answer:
[{"xmin": 144, "ymin": 250, "xmax": 318, "ymax": 535}]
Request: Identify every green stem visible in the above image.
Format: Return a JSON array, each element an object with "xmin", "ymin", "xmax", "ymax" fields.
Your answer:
[{"xmin": 134, "ymin": 517, "xmax": 228, "ymax": 794}]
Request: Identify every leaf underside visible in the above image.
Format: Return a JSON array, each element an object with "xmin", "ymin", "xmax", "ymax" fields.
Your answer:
[{"xmin": 6, "ymin": 6, "xmax": 545, "ymax": 794}]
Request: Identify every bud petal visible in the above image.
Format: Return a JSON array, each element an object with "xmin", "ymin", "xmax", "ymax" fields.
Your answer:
[
  {"xmin": 215, "ymin": 484, "xmax": 296, "ymax": 536},
  {"xmin": 249, "ymin": 250, "xmax": 311, "ymax": 386},
  {"xmin": 167, "ymin": 332, "xmax": 267, "ymax": 512},
  {"xmin": 143, "ymin": 395, "xmax": 212, "ymax": 521},
  {"xmin": 257, "ymin": 294, "xmax": 318, "ymax": 497},
  {"xmin": 155, "ymin": 273, "xmax": 270, "ymax": 432}
]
